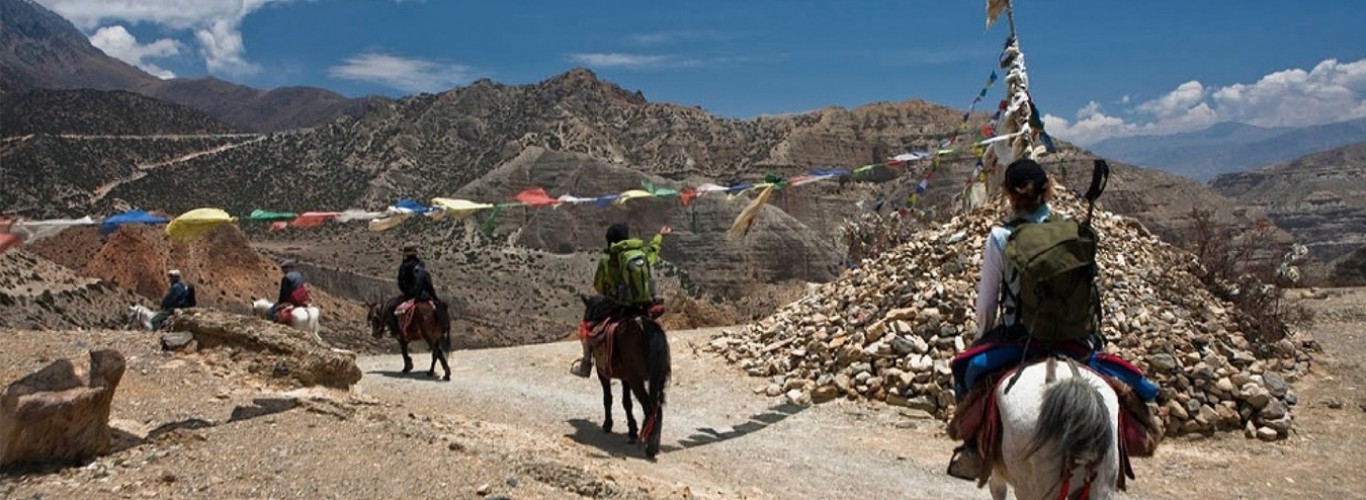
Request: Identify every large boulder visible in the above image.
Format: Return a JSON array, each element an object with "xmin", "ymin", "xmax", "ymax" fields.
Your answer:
[
  {"xmin": 167, "ymin": 309, "xmax": 362, "ymax": 388},
  {"xmin": 1, "ymin": 349, "xmax": 126, "ymax": 468}
]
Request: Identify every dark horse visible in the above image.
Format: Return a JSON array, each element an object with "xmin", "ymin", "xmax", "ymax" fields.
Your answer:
[
  {"xmin": 579, "ymin": 294, "xmax": 672, "ymax": 459},
  {"xmin": 367, "ymin": 300, "xmax": 451, "ymax": 381}
]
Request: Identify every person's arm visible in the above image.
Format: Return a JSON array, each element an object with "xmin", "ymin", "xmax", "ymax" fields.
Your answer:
[
  {"xmin": 644, "ymin": 227, "xmax": 670, "ymax": 265},
  {"xmin": 276, "ymin": 277, "xmax": 290, "ymax": 304},
  {"xmin": 974, "ymin": 231, "xmax": 1005, "ymax": 336},
  {"xmin": 419, "ymin": 267, "xmax": 439, "ymax": 301},
  {"xmin": 161, "ymin": 284, "xmax": 184, "ymax": 310},
  {"xmin": 593, "ymin": 256, "xmax": 611, "ymax": 297}
]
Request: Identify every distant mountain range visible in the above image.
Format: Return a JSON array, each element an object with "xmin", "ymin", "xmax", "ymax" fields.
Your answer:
[
  {"xmin": 0, "ymin": 0, "xmax": 382, "ymax": 131},
  {"xmin": 1089, "ymin": 117, "xmax": 1366, "ymax": 181},
  {"xmin": 1212, "ymin": 142, "xmax": 1366, "ymax": 269}
]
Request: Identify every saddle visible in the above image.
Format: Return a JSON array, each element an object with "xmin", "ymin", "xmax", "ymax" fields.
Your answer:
[
  {"xmin": 395, "ymin": 299, "xmax": 430, "ymax": 341},
  {"xmin": 273, "ymin": 304, "xmax": 295, "ymax": 324}
]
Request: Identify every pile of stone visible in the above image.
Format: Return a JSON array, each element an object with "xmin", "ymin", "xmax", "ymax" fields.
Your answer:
[{"xmin": 708, "ymin": 195, "xmax": 1309, "ymax": 440}]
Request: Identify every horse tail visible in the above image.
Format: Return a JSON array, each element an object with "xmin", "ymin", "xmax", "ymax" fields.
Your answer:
[
  {"xmin": 1025, "ymin": 375, "xmax": 1112, "ymax": 466},
  {"xmin": 644, "ymin": 320, "xmax": 671, "ymax": 407}
]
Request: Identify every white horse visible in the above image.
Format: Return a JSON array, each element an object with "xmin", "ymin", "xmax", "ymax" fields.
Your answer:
[
  {"xmin": 989, "ymin": 358, "xmax": 1121, "ymax": 500},
  {"xmin": 251, "ymin": 298, "xmax": 322, "ymax": 343},
  {"xmin": 126, "ymin": 304, "xmax": 158, "ymax": 330}
]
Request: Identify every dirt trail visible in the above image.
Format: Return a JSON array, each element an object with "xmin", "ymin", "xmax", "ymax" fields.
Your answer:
[
  {"xmin": 91, "ymin": 136, "xmax": 270, "ymax": 201},
  {"xmin": 358, "ymin": 313, "xmax": 1366, "ymax": 500},
  {"xmin": 358, "ymin": 329, "xmax": 1047, "ymax": 499}
]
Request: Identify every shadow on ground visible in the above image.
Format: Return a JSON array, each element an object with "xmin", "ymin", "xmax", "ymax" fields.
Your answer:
[{"xmin": 564, "ymin": 402, "xmax": 807, "ymax": 460}]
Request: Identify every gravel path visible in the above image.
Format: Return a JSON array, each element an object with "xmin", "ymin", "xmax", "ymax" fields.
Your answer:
[{"xmin": 358, "ymin": 328, "xmax": 992, "ymax": 499}]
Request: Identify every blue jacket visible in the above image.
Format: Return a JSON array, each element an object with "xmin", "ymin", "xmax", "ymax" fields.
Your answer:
[{"xmin": 161, "ymin": 282, "xmax": 193, "ymax": 311}]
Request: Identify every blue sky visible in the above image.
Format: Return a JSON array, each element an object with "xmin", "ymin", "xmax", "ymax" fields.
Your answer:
[{"xmin": 36, "ymin": 0, "xmax": 1366, "ymax": 145}]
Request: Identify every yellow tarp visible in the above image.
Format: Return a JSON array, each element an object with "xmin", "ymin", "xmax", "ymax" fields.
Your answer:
[{"xmin": 165, "ymin": 208, "xmax": 234, "ymax": 241}]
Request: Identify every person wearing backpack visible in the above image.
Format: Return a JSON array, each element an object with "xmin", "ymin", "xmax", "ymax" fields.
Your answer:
[
  {"xmin": 948, "ymin": 158, "xmax": 1091, "ymax": 479},
  {"xmin": 150, "ymin": 269, "xmax": 194, "ymax": 330},
  {"xmin": 570, "ymin": 223, "xmax": 671, "ymax": 378}
]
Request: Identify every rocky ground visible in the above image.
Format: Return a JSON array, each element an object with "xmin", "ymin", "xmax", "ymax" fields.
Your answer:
[{"xmin": 1, "ymin": 288, "xmax": 1362, "ymax": 499}]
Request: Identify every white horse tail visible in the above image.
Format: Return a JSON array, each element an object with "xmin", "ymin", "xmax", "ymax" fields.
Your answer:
[{"xmin": 1027, "ymin": 376, "xmax": 1114, "ymax": 472}]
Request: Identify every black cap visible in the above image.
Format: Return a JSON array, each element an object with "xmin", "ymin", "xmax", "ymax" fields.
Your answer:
[
  {"xmin": 402, "ymin": 243, "xmax": 418, "ymax": 255},
  {"xmin": 606, "ymin": 223, "xmax": 629, "ymax": 245},
  {"xmin": 1004, "ymin": 159, "xmax": 1048, "ymax": 189},
  {"xmin": 280, "ymin": 259, "xmax": 297, "ymax": 268}
]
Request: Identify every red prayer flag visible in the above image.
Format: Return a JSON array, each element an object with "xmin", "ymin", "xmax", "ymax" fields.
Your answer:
[
  {"xmin": 511, "ymin": 188, "xmax": 558, "ymax": 206},
  {"xmin": 680, "ymin": 188, "xmax": 699, "ymax": 206},
  {"xmin": 0, "ymin": 233, "xmax": 20, "ymax": 255},
  {"xmin": 290, "ymin": 211, "xmax": 341, "ymax": 228}
]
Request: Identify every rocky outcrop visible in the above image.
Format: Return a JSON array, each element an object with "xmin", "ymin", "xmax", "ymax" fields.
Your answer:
[
  {"xmin": 1212, "ymin": 143, "xmax": 1366, "ymax": 263},
  {"xmin": 708, "ymin": 193, "xmax": 1309, "ymax": 439},
  {"xmin": 0, "ymin": 249, "xmax": 143, "ymax": 330},
  {"xmin": 167, "ymin": 309, "xmax": 362, "ymax": 389},
  {"xmin": 0, "ymin": 349, "xmax": 126, "ymax": 468}
]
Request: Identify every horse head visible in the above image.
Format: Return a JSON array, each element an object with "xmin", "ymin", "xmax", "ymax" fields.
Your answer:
[{"xmin": 365, "ymin": 300, "xmax": 386, "ymax": 339}]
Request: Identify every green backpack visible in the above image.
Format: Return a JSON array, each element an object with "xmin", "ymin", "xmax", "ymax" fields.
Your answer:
[
  {"xmin": 611, "ymin": 240, "xmax": 657, "ymax": 306},
  {"xmin": 1001, "ymin": 160, "xmax": 1111, "ymax": 343},
  {"xmin": 1003, "ymin": 216, "xmax": 1100, "ymax": 342}
]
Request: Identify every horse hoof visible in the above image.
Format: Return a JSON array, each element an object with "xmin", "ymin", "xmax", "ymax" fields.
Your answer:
[
  {"xmin": 442, "ymin": 374, "xmax": 451, "ymax": 382},
  {"xmin": 401, "ymin": 366, "xmax": 413, "ymax": 374},
  {"xmin": 602, "ymin": 422, "xmax": 613, "ymax": 434}
]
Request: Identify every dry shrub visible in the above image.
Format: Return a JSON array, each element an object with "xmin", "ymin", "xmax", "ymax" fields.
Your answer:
[{"xmin": 1185, "ymin": 208, "xmax": 1314, "ymax": 344}]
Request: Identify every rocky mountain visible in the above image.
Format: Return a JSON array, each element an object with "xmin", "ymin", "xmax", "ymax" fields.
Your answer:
[
  {"xmin": 0, "ymin": 248, "xmax": 144, "ymax": 329},
  {"xmin": 0, "ymin": 88, "xmax": 239, "ymax": 137},
  {"xmin": 0, "ymin": 0, "xmax": 380, "ymax": 131},
  {"xmin": 1211, "ymin": 142, "xmax": 1366, "ymax": 264},
  {"xmin": 1089, "ymin": 118, "xmax": 1366, "ymax": 181}
]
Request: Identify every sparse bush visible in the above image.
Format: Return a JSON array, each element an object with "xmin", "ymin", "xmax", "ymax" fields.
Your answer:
[{"xmin": 1185, "ymin": 208, "xmax": 1314, "ymax": 344}]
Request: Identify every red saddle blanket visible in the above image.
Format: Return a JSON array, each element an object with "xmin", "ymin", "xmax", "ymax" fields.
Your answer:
[
  {"xmin": 396, "ymin": 300, "xmax": 430, "ymax": 341},
  {"xmin": 273, "ymin": 305, "xmax": 295, "ymax": 324}
]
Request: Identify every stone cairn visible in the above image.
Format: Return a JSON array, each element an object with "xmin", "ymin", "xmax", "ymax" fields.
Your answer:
[{"xmin": 708, "ymin": 194, "xmax": 1308, "ymax": 440}]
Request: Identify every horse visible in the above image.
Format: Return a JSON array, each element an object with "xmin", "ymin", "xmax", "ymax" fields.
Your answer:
[
  {"xmin": 126, "ymin": 304, "xmax": 157, "ymax": 330},
  {"xmin": 250, "ymin": 298, "xmax": 322, "ymax": 343},
  {"xmin": 987, "ymin": 357, "xmax": 1121, "ymax": 500},
  {"xmin": 366, "ymin": 300, "xmax": 451, "ymax": 381},
  {"xmin": 578, "ymin": 294, "xmax": 672, "ymax": 459}
]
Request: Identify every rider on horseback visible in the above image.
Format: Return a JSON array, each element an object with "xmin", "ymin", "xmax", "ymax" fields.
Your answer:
[
  {"xmin": 947, "ymin": 159, "xmax": 1159, "ymax": 482},
  {"xmin": 150, "ymin": 269, "xmax": 195, "ymax": 330},
  {"xmin": 385, "ymin": 244, "xmax": 451, "ymax": 338},
  {"xmin": 570, "ymin": 223, "xmax": 671, "ymax": 378},
  {"xmin": 268, "ymin": 260, "xmax": 310, "ymax": 322}
]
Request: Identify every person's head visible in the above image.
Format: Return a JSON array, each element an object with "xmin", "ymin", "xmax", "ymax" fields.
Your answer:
[
  {"xmin": 1003, "ymin": 159, "xmax": 1050, "ymax": 214},
  {"xmin": 402, "ymin": 243, "xmax": 418, "ymax": 258},
  {"xmin": 167, "ymin": 269, "xmax": 181, "ymax": 282},
  {"xmin": 280, "ymin": 259, "xmax": 296, "ymax": 273},
  {"xmin": 605, "ymin": 223, "xmax": 630, "ymax": 246}
]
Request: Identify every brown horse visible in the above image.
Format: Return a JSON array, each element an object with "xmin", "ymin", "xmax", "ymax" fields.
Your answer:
[
  {"xmin": 579, "ymin": 294, "xmax": 671, "ymax": 459},
  {"xmin": 367, "ymin": 300, "xmax": 451, "ymax": 381}
]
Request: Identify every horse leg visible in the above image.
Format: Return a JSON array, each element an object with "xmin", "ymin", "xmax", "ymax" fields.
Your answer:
[
  {"xmin": 623, "ymin": 380, "xmax": 638, "ymax": 443},
  {"xmin": 427, "ymin": 338, "xmax": 438, "ymax": 378},
  {"xmin": 599, "ymin": 373, "xmax": 613, "ymax": 434},
  {"xmin": 627, "ymin": 380, "xmax": 650, "ymax": 444},
  {"xmin": 988, "ymin": 472, "xmax": 1008, "ymax": 500},
  {"xmin": 398, "ymin": 338, "xmax": 413, "ymax": 373},
  {"xmin": 436, "ymin": 337, "xmax": 451, "ymax": 381}
]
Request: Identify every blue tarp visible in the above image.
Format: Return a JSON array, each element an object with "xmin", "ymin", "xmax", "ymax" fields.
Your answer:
[{"xmin": 99, "ymin": 210, "xmax": 168, "ymax": 236}]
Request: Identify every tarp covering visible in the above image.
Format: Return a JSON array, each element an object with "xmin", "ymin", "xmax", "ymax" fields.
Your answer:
[
  {"xmin": 166, "ymin": 208, "xmax": 233, "ymax": 241},
  {"xmin": 99, "ymin": 210, "xmax": 168, "ymax": 236}
]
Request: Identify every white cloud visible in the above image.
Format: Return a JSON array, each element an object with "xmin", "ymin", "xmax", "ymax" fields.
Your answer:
[
  {"xmin": 564, "ymin": 52, "xmax": 716, "ymax": 70},
  {"xmin": 88, "ymin": 25, "xmax": 181, "ymax": 79},
  {"xmin": 328, "ymin": 52, "xmax": 474, "ymax": 93},
  {"xmin": 1047, "ymin": 57, "xmax": 1366, "ymax": 145},
  {"xmin": 626, "ymin": 30, "xmax": 725, "ymax": 46},
  {"xmin": 567, "ymin": 53, "xmax": 678, "ymax": 68},
  {"xmin": 34, "ymin": 0, "xmax": 298, "ymax": 77}
]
